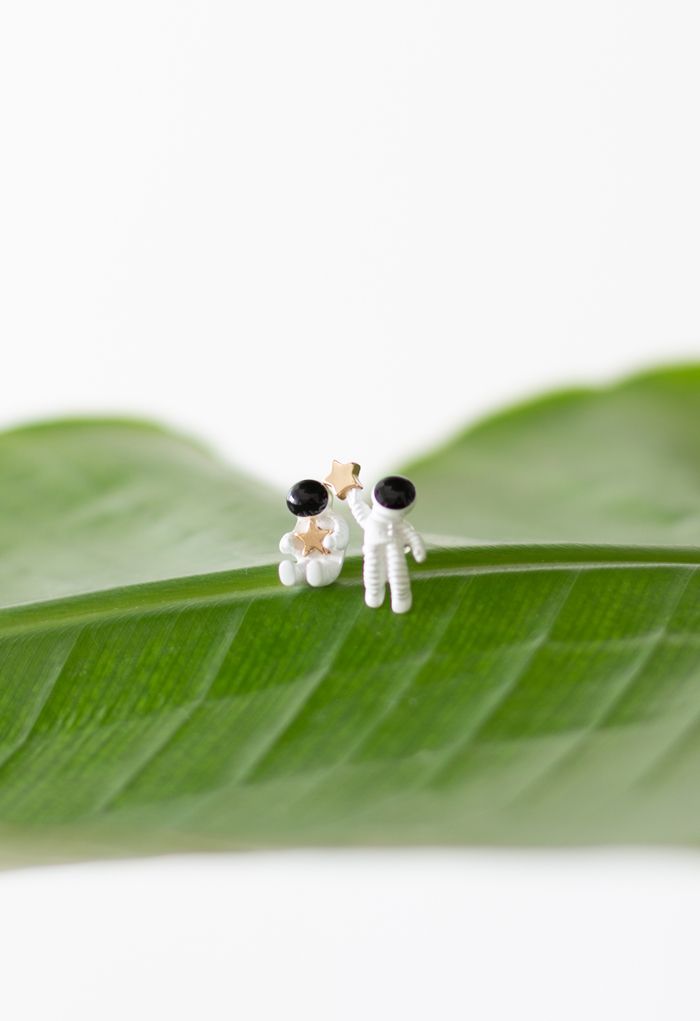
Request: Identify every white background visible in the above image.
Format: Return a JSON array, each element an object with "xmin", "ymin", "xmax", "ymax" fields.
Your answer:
[{"xmin": 1, "ymin": 1, "xmax": 699, "ymax": 1018}]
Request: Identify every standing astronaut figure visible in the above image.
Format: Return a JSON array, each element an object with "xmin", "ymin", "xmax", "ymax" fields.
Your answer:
[
  {"xmin": 346, "ymin": 473, "xmax": 426, "ymax": 614},
  {"xmin": 278, "ymin": 479, "xmax": 349, "ymax": 588}
]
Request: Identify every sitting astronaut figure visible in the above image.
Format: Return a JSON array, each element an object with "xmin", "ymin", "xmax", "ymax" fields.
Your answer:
[
  {"xmin": 279, "ymin": 479, "xmax": 349, "ymax": 588},
  {"xmin": 347, "ymin": 475, "xmax": 426, "ymax": 614}
]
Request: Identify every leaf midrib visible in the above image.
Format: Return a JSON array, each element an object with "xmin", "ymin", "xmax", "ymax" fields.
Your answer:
[{"xmin": 0, "ymin": 544, "xmax": 698, "ymax": 641}]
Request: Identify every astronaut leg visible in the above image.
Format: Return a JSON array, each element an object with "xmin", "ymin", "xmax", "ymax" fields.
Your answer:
[
  {"xmin": 386, "ymin": 542, "xmax": 412, "ymax": 614},
  {"xmin": 278, "ymin": 560, "xmax": 305, "ymax": 587},
  {"xmin": 306, "ymin": 553, "xmax": 343, "ymax": 588},
  {"xmin": 363, "ymin": 546, "xmax": 386, "ymax": 608}
]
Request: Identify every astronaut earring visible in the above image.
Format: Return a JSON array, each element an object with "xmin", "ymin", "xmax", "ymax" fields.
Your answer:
[
  {"xmin": 278, "ymin": 479, "xmax": 350, "ymax": 588},
  {"xmin": 325, "ymin": 461, "xmax": 426, "ymax": 614}
]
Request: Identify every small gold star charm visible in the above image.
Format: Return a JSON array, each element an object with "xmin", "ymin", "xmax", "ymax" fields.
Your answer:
[
  {"xmin": 324, "ymin": 459, "xmax": 362, "ymax": 500},
  {"xmin": 294, "ymin": 517, "xmax": 332, "ymax": 556}
]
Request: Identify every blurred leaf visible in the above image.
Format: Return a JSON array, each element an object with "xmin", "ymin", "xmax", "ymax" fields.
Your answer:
[
  {"xmin": 408, "ymin": 364, "xmax": 700, "ymax": 546},
  {"xmin": 0, "ymin": 419, "xmax": 281, "ymax": 607},
  {"xmin": 0, "ymin": 368, "xmax": 699, "ymax": 861}
]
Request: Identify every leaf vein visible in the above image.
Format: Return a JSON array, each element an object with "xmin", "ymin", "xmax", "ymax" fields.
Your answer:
[
  {"xmin": 94, "ymin": 601, "xmax": 254, "ymax": 813},
  {"xmin": 425, "ymin": 569, "xmax": 582, "ymax": 787},
  {"xmin": 511, "ymin": 566, "xmax": 698, "ymax": 805}
]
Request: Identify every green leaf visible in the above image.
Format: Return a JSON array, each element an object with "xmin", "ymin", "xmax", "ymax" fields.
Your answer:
[
  {"xmin": 0, "ymin": 419, "xmax": 282, "ymax": 607},
  {"xmin": 0, "ymin": 367, "xmax": 699, "ymax": 860},
  {"xmin": 408, "ymin": 364, "xmax": 700, "ymax": 546}
]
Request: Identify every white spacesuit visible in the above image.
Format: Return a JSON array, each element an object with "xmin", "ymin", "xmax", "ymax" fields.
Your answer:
[
  {"xmin": 278, "ymin": 479, "xmax": 349, "ymax": 588},
  {"xmin": 347, "ymin": 476, "xmax": 426, "ymax": 613}
]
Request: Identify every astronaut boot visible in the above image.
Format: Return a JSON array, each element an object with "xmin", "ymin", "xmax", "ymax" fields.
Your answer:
[
  {"xmin": 306, "ymin": 556, "xmax": 343, "ymax": 588},
  {"xmin": 365, "ymin": 586, "xmax": 385, "ymax": 608},
  {"xmin": 386, "ymin": 545, "xmax": 412, "ymax": 613},
  {"xmin": 390, "ymin": 590, "xmax": 412, "ymax": 614},
  {"xmin": 278, "ymin": 560, "xmax": 299, "ymax": 587}
]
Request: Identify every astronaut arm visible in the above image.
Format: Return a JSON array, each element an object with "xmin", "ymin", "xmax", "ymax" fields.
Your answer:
[
  {"xmin": 279, "ymin": 531, "xmax": 298, "ymax": 555},
  {"xmin": 346, "ymin": 487, "xmax": 371, "ymax": 528},
  {"xmin": 323, "ymin": 513, "xmax": 350, "ymax": 552},
  {"xmin": 402, "ymin": 520, "xmax": 426, "ymax": 563}
]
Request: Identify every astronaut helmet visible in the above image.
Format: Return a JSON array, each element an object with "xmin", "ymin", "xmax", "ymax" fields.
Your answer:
[
  {"xmin": 372, "ymin": 475, "xmax": 416, "ymax": 513},
  {"xmin": 286, "ymin": 479, "xmax": 330, "ymax": 518}
]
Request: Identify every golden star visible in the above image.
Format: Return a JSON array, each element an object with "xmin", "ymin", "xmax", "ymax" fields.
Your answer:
[
  {"xmin": 294, "ymin": 516, "xmax": 332, "ymax": 556},
  {"xmin": 324, "ymin": 459, "xmax": 362, "ymax": 500}
]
